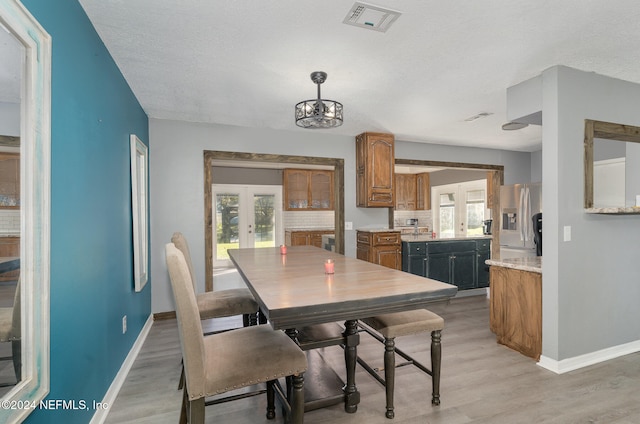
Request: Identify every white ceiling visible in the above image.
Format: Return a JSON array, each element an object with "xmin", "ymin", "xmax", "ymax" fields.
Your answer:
[{"xmin": 6, "ymin": 1, "xmax": 640, "ymax": 152}]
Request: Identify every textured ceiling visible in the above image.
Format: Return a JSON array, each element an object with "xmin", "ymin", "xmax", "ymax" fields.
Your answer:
[{"xmin": 6, "ymin": 1, "xmax": 640, "ymax": 152}]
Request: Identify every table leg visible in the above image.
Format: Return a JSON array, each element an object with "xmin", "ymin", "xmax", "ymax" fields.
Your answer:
[{"xmin": 342, "ymin": 319, "xmax": 360, "ymax": 413}]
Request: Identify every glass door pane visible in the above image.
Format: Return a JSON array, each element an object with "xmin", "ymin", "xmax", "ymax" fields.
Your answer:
[
  {"xmin": 439, "ymin": 192, "xmax": 455, "ymax": 238},
  {"xmin": 252, "ymin": 194, "xmax": 275, "ymax": 248},
  {"xmin": 465, "ymin": 189, "xmax": 485, "ymax": 236},
  {"xmin": 215, "ymin": 193, "xmax": 239, "ymax": 262}
]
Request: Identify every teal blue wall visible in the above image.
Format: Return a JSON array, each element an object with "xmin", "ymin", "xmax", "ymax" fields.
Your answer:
[{"xmin": 22, "ymin": 0, "xmax": 151, "ymax": 422}]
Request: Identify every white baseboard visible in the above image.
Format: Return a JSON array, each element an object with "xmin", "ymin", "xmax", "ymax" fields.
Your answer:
[
  {"xmin": 90, "ymin": 314, "xmax": 154, "ymax": 424},
  {"xmin": 538, "ymin": 339, "xmax": 640, "ymax": 374}
]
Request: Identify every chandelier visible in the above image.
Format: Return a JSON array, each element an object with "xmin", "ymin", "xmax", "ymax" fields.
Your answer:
[{"xmin": 295, "ymin": 71, "xmax": 343, "ymax": 129}]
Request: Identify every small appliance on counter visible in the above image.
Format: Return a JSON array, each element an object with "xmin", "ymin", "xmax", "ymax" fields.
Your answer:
[{"xmin": 482, "ymin": 219, "xmax": 493, "ymax": 235}]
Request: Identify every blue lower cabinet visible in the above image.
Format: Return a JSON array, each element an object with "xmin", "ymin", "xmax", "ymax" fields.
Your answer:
[{"xmin": 403, "ymin": 239, "xmax": 491, "ymax": 290}]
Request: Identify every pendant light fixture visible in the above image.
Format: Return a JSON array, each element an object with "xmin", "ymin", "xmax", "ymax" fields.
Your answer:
[{"xmin": 295, "ymin": 71, "xmax": 343, "ymax": 129}]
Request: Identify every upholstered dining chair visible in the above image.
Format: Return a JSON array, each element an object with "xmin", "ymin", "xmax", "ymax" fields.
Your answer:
[
  {"xmin": 171, "ymin": 232, "xmax": 261, "ymax": 390},
  {"xmin": 0, "ymin": 278, "xmax": 21, "ymax": 385},
  {"xmin": 171, "ymin": 232, "xmax": 259, "ymax": 327},
  {"xmin": 165, "ymin": 243, "xmax": 307, "ymax": 423}
]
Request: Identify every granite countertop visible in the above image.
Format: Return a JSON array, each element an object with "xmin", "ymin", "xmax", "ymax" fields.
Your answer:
[
  {"xmin": 285, "ymin": 227, "xmax": 334, "ymax": 231},
  {"xmin": 585, "ymin": 206, "xmax": 640, "ymax": 215},
  {"xmin": 0, "ymin": 232, "xmax": 20, "ymax": 237},
  {"xmin": 355, "ymin": 228, "xmax": 400, "ymax": 233},
  {"xmin": 401, "ymin": 234, "xmax": 492, "ymax": 242},
  {"xmin": 485, "ymin": 256, "xmax": 542, "ymax": 273}
]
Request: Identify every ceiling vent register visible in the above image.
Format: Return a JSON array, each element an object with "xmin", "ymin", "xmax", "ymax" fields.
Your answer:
[{"xmin": 343, "ymin": 2, "xmax": 401, "ymax": 33}]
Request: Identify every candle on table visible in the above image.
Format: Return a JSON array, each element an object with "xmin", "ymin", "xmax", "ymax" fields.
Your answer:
[
  {"xmin": 280, "ymin": 245, "xmax": 287, "ymax": 255},
  {"xmin": 324, "ymin": 259, "xmax": 335, "ymax": 274}
]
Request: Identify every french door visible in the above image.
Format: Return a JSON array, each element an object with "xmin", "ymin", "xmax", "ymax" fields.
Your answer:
[
  {"xmin": 432, "ymin": 179, "xmax": 486, "ymax": 238},
  {"xmin": 213, "ymin": 184, "xmax": 283, "ymax": 267}
]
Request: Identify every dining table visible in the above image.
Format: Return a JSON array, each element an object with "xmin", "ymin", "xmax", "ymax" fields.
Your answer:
[{"xmin": 227, "ymin": 245, "xmax": 457, "ymax": 413}]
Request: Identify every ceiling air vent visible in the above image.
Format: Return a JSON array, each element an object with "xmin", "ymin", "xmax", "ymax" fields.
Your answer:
[{"xmin": 343, "ymin": 2, "xmax": 401, "ymax": 33}]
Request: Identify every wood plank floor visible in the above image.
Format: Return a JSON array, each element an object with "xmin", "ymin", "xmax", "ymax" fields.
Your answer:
[{"xmin": 105, "ymin": 295, "xmax": 640, "ymax": 423}]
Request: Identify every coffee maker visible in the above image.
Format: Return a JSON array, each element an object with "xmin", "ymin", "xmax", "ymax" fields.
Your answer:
[{"xmin": 482, "ymin": 219, "xmax": 493, "ymax": 235}]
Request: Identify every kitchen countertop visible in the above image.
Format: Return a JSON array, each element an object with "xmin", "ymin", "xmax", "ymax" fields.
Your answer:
[
  {"xmin": 401, "ymin": 234, "xmax": 492, "ymax": 242},
  {"xmin": 355, "ymin": 228, "xmax": 400, "ymax": 233},
  {"xmin": 0, "ymin": 232, "xmax": 19, "ymax": 237},
  {"xmin": 485, "ymin": 256, "xmax": 542, "ymax": 273},
  {"xmin": 285, "ymin": 227, "xmax": 334, "ymax": 231}
]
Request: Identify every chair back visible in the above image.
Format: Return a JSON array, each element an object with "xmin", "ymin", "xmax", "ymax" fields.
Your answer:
[
  {"xmin": 165, "ymin": 243, "xmax": 206, "ymax": 398},
  {"xmin": 171, "ymin": 232, "xmax": 197, "ymax": 291}
]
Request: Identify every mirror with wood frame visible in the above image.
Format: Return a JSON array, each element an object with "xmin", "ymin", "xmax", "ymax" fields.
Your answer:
[{"xmin": 584, "ymin": 119, "xmax": 640, "ymax": 213}]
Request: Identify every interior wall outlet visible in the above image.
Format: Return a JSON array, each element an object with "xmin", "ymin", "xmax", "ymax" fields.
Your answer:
[
  {"xmin": 563, "ymin": 226, "xmax": 571, "ymax": 242},
  {"xmin": 345, "ymin": 221, "xmax": 353, "ymax": 230},
  {"xmin": 122, "ymin": 315, "xmax": 127, "ymax": 334}
]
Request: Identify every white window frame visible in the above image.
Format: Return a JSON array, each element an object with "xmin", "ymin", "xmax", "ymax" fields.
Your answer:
[{"xmin": 432, "ymin": 179, "xmax": 487, "ymax": 238}]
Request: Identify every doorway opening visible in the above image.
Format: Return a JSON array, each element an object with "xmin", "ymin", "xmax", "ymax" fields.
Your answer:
[{"xmin": 204, "ymin": 151, "xmax": 344, "ymax": 292}]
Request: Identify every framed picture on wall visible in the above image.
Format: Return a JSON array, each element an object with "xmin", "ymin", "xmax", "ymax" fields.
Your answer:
[{"xmin": 130, "ymin": 134, "xmax": 148, "ymax": 291}]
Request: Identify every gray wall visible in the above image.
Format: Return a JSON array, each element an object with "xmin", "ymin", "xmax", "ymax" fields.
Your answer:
[
  {"xmin": 429, "ymin": 169, "xmax": 489, "ymax": 187},
  {"xmin": 150, "ymin": 119, "xmax": 533, "ymax": 313},
  {"xmin": 213, "ymin": 166, "xmax": 283, "ymax": 185},
  {"xmin": 541, "ymin": 66, "xmax": 640, "ymax": 363}
]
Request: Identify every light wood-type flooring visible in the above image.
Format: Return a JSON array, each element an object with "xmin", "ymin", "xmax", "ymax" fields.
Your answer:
[{"xmin": 105, "ymin": 295, "xmax": 640, "ymax": 423}]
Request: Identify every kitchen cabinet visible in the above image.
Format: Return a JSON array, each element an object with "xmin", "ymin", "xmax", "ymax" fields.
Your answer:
[
  {"xmin": 283, "ymin": 169, "xmax": 334, "ymax": 211},
  {"xmin": 476, "ymin": 239, "xmax": 491, "ymax": 288},
  {"xmin": 356, "ymin": 230, "xmax": 401, "ymax": 270},
  {"xmin": 416, "ymin": 172, "xmax": 430, "ymax": 210},
  {"xmin": 356, "ymin": 132, "xmax": 395, "ymax": 208},
  {"xmin": 394, "ymin": 172, "xmax": 430, "ymax": 211},
  {"xmin": 402, "ymin": 238, "xmax": 490, "ymax": 290},
  {"xmin": 394, "ymin": 174, "xmax": 417, "ymax": 210},
  {"xmin": 285, "ymin": 229, "xmax": 334, "ymax": 248},
  {"xmin": 0, "ymin": 153, "xmax": 20, "ymax": 209},
  {"xmin": 489, "ymin": 265, "xmax": 542, "ymax": 360},
  {"xmin": 0, "ymin": 236, "xmax": 20, "ymax": 281}
]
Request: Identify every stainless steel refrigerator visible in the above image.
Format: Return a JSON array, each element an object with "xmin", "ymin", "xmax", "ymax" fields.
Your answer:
[{"xmin": 499, "ymin": 183, "xmax": 542, "ymax": 258}]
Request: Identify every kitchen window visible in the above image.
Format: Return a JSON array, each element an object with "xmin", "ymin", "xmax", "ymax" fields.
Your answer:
[{"xmin": 432, "ymin": 179, "xmax": 486, "ymax": 238}]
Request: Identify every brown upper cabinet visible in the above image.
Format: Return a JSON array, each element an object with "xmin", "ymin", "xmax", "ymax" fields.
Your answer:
[
  {"xmin": 356, "ymin": 132, "xmax": 395, "ymax": 207},
  {"xmin": 394, "ymin": 172, "xmax": 430, "ymax": 211},
  {"xmin": 0, "ymin": 152, "xmax": 20, "ymax": 209},
  {"xmin": 283, "ymin": 169, "xmax": 334, "ymax": 211}
]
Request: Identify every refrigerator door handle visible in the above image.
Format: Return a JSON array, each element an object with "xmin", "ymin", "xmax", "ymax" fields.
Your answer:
[
  {"xmin": 519, "ymin": 188, "xmax": 526, "ymax": 241},
  {"xmin": 524, "ymin": 187, "xmax": 531, "ymax": 242}
]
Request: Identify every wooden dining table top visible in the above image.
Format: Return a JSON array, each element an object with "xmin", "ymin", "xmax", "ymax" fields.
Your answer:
[{"xmin": 228, "ymin": 246, "xmax": 458, "ymax": 330}]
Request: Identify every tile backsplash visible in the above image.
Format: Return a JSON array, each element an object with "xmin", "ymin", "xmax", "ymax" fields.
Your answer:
[
  {"xmin": 393, "ymin": 210, "xmax": 433, "ymax": 230},
  {"xmin": 0, "ymin": 209, "xmax": 20, "ymax": 233},
  {"xmin": 284, "ymin": 211, "xmax": 334, "ymax": 229}
]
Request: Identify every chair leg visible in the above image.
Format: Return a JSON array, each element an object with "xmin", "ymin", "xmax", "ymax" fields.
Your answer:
[
  {"xmin": 266, "ymin": 380, "xmax": 276, "ymax": 419},
  {"xmin": 179, "ymin": 386, "xmax": 188, "ymax": 424},
  {"xmin": 431, "ymin": 330, "xmax": 442, "ymax": 406},
  {"xmin": 383, "ymin": 337, "xmax": 396, "ymax": 419},
  {"xmin": 290, "ymin": 373, "xmax": 305, "ymax": 424},
  {"xmin": 11, "ymin": 340, "xmax": 21, "ymax": 382},
  {"xmin": 188, "ymin": 398, "xmax": 205, "ymax": 424},
  {"xmin": 178, "ymin": 363, "xmax": 185, "ymax": 390}
]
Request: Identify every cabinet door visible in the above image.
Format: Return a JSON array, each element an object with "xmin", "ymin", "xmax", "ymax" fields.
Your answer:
[
  {"xmin": 427, "ymin": 252, "xmax": 451, "ymax": 284},
  {"xmin": 395, "ymin": 174, "xmax": 416, "ymax": 210},
  {"xmin": 356, "ymin": 243, "xmax": 370, "ymax": 262},
  {"xmin": 407, "ymin": 255, "xmax": 427, "ymax": 276},
  {"xmin": 309, "ymin": 232, "xmax": 324, "ymax": 248},
  {"xmin": 310, "ymin": 170, "xmax": 334, "ymax": 210},
  {"xmin": 476, "ymin": 249, "xmax": 490, "ymax": 288},
  {"xmin": 290, "ymin": 232, "xmax": 310, "ymax": 246},
  {"xmin": 283, "ymin": 170, "xmax": 310, "ymax": 210},
  {"xmin": 416, "ymin": 172, "xmax": 430, "ymax": 210},
  {"xmin": 356, "ymin": 133, "xmax": 395, "ymax": 207},
  {"xmin": 375, "ymin": 246, "xmax": 401, "ymax": 270},
  {"xmin": 0, "ymin": 153, "xmax": 20, "ymax": 209},
  {"xmin": 451, "ymin": 251, "xmax": 476, "ymax": 290}
]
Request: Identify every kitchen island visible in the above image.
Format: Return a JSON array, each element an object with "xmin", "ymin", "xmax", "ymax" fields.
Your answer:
[
  {"xmin": 401, "ymin": 236, "xmax": 492, "ymax": 290},
  {"xmin": 485, "ymin": 256, "xmax": 542, "ymax": 360}
]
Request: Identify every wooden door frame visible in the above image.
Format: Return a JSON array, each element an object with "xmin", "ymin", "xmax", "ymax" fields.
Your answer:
[
  {"xmin": 204, "ymin": 150, "xmax": 345, "ymax": 292},
  {"xmin": 392, "ymin": 159, "xmax": 504, "ymax": 260}
]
